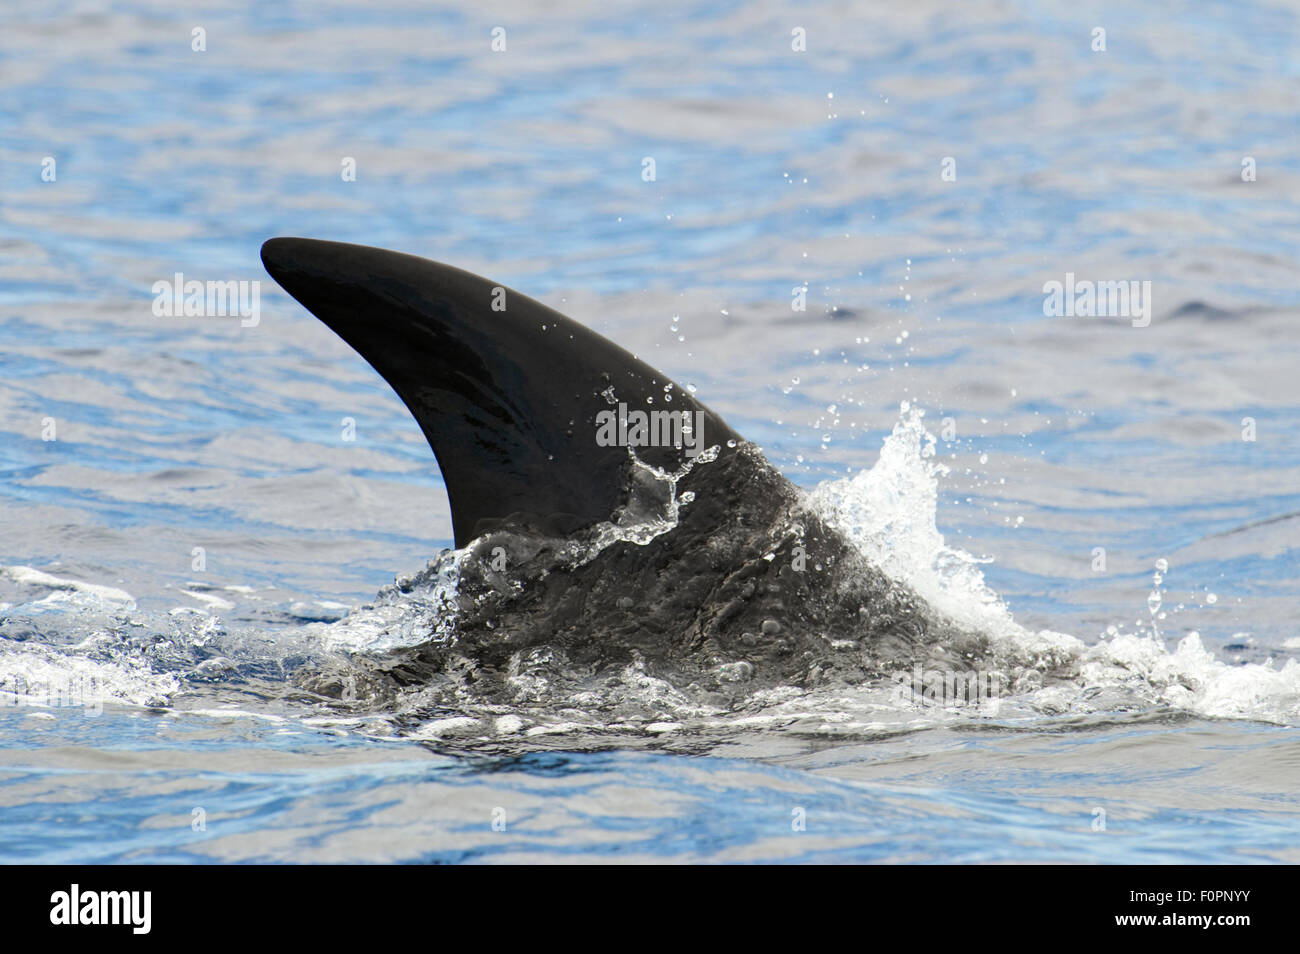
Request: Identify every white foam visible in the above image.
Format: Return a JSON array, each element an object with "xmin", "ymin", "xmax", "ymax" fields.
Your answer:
[
  {"xmin": 804, "ymin": 404, "xmax": 1300, "ymax": 726},
  {"xmin": 2, "ymin": 565, "xmax": 135, "ymax": 608},
  {"xmin": 0, "ymin": 644, "xmax": 178, "ymax": 710},
  {"xmin": 807, "ymin": 404, "xmax": 1021, "ymax": 638},
  {"xmin": 1080, "ymin": 632, "xmax": 1300, "ymax": 722},
  {"xmin": 314, "ymin": 550, "xmax": 465, "ymax": 654}
]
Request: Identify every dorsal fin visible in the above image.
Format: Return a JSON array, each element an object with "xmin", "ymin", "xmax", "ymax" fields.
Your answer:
[{"xmin": 261, "ymin": 238, "xmax": 742, "ymax": 547}]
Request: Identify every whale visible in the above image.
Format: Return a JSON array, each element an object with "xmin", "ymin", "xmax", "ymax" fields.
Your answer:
[{"xmin": 260, "ymin": 238, "xmax": 985, "ymax": 709}]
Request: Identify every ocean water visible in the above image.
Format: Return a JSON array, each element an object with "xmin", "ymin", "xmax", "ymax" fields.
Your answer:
[{"xmin": 1, "ymin": 0, "xmax": 1298, "ymax": 863}]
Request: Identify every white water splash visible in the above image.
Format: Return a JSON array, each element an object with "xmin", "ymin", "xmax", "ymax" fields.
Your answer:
[
  {"xmin": 805, "ymin": 404, "xmax": 1300, "ymax": 725},
  {"xmin": 1, "ymin": 408, "xmax": 1296, "ymax": 731},
  {"xmin": 0, "ymin": 639, "xmax": 179, "ymax": 710},
  {"xmin": 310, "ymin": 550, "xmax": 465, "ymax": 654},
  {"xmin": 808, "ymin": 404, "xmax": 1021, "ymax": 638}
]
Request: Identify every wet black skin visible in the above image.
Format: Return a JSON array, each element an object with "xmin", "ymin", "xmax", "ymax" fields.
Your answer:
[{"xmin": 260, "ymin": 239, "xmax": 984, "ymax": 708}]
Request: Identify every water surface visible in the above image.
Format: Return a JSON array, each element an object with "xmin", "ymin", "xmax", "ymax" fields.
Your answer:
[{"xmin": 1, "ymin": 0, "xmax": 1297, "ymax": 863}]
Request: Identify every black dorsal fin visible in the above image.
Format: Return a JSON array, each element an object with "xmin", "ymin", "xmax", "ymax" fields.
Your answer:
[{"xmin": 261, "ymin": 238, "xmax": 742, "ymax": 547}]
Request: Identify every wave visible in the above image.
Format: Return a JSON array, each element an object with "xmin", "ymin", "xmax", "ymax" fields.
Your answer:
[{"xmin": 1, "ymin": 406, "xmax": 1296, "ymax": 742}]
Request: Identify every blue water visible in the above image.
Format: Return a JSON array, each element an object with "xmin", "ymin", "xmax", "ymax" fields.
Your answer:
[
  {"xmin": 1, "ymin": 0, "xmax": 1297, "ymax": 863},
  {"xmin": 4, "ymin": 709, "xmax": 1296, "ymax": 864}
]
